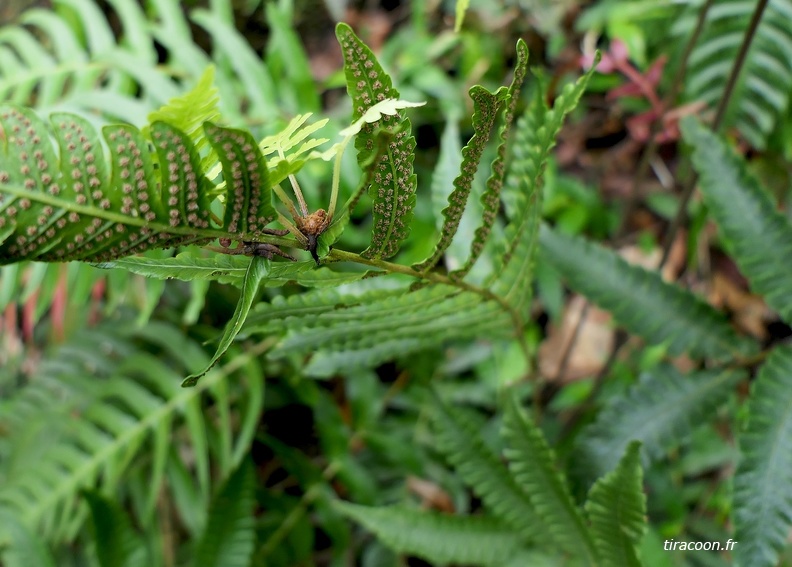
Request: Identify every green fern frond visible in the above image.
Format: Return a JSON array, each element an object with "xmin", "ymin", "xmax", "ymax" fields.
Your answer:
[
  {"xmin": 0, "ymin": 510, "xmax": 57, "ymax": 567},
  {"xmin": 453, "ymin": 39, "xmax": 529, "ymax": 279},
  {"xmin": 584, "ymin": 441, "xmax": 646, "ymax": 567},
  {"xmin": 733, "ymin": 345, "xmax": 792, "ymax": 567},
  {"xmin": 502, "ymin": 395, "xmax": 597, "ymax": 563},
  {"xmin": 270, "ymin": 284, "xmax": 512, "ymax": 377},
  {"xmin": 494, "ymin": 62, "xmax": 597, "ymax": 311},
  {"xmin": 336, "ymin": 23, "xmax": 417, "ymax": 260},
  {"xmin": 432, "ymin": 401, "xmax": 550, "ymax": 545},
  {"xmin": 574, "ymin": 365, "xmax": 743, "ymax": 484},
  {"xmin": 0, "ymin": 321, "xmax": 264, "ymax": 542},
  {"xmin": 539, "ymin": 224, "xmax": 757, "ymax": 360},
  {"xmin": 193, "ymin": 459, "xmax": 256, "ymax": 567},
  {"xmin": 682, "ymin": 117, "xmax": 792, "ymax": 324},
  {"xmin": 335, "ymin": 502, "xmax": 530, "ymax": 566},
  {"xmin": 413, "ymin": 87, "xmax": 507, "ymax": 273},
  {"xmin": 677, "ymin": 0, "xmax": 792, "ymax": 148},
  {"xmin": 82, "ymin": 490, "xmax": 146, "ymax": 567},
  {"xmin": 183, "ymin": 256, "xmax": 268, "ymax": 386}
]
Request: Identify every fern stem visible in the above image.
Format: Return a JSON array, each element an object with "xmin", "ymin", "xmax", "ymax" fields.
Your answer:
[{"xmin": 659, "ymin": 0, "xmax": 770, "ymax": 268}]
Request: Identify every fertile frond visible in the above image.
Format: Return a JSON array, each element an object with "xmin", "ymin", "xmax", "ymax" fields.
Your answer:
[
  {"xmin": 413, "ymin": 87, "xmax": 506, "ymax": 273},
  {"xmin": 682, "ymin": 117, "xmax": 792, "ymax": 324},
  {"xmin": 493, "ymin": 62, "xmax": 597, "ymax": 312},
  {"xmin": 676, "ymin": 0, "xmax": 792, "ymax": 148},
  {"xmin": 193, "ymin": 459, "xmax": 256, "ymax": 567},
  {"xmin": 0, "ymin": 101, "xmax": 292, "ymax": 265},
  {"xmin": 268, "ymin": 283, "xmax": 512, "ymax": 377},
  {"xmin": 502, "ymin": 395, "xmax": 597, "ymax": 563},
  {"xmin": 733, "ymin": 345, "xmax": 792, "ymax": 567},
  {"xmin": 574, "ymin": 365, "xmax": 743, "ymax": 484},
  {"xmin": 539, "ymin": 224, "xmax": 757, "ymax": 360},
  {"xmin": 431, "ymin": 401, "xmax": 549, "ymax": 545},
  {"xmin": 584, "ymin": 441, "xmax": 646, "ymax": 567},
  {"xmin": 336, "ymin": 23, "xmax": 417, "ymax": 260},
  {"xmin": 335, "ymin": 502, "xmax": 531, "ymax": 566},
  {"xmin": 453, "ymin": 40, "xmax": 529, "ymax": 279}
]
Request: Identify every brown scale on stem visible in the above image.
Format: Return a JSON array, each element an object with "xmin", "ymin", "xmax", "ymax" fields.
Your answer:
[{"xmin": 295, "ymin": 208, "xmax": 330, "ymax": 264}]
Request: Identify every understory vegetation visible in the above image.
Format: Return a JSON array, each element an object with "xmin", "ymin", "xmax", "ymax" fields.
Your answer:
[{"xmin": 2, "ymin": 0, "xmax": 792, "ymax": 566}]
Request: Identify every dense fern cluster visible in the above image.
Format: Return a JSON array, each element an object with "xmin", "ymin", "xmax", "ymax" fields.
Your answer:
[{"xmin": 3, "ymin": 0, "xmax": 792, "ymax": 565}]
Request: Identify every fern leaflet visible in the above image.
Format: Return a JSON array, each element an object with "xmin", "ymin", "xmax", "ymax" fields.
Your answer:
[
  {"xmin": 336, "ymin": 23, "xmax": 417, "ymax": 260},
  {"xmin": 539, "ymin": 224, "xmax": 757, "ymax": 360},
  {"xmin": 574, "ymin": 365, "xmax": 743, "ymax": 485},
  {"xmin": 584, "ymin": 441, "xmax": 646, "ymax": 567},
  {"xmin": 502, "ymin": 394, "xmax": 597, "ymax": 563},
  {"xmin": 733, "ymin": 345, "xmax": 792, "ymax": 567},
  {"xmin": 682, "ymin": 116, "xmax": 792, "ymax": 325}
]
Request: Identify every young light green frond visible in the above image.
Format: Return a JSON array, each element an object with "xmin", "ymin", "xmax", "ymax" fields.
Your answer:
[
  {"xmin": 494, "ymin": 63, "xmax": 597, "ymax": 311},
  {"xmin": 452, "ymin": 40, "xmax": 529, "ymax": 279},
  {"xmin": 574, "ymin": 366, "xmax": 743, "ymax": 485},
  {"xmin": 145, "ymin": 65, "xmax": 220, "ymax": 150},
  {"xmin": 432, "ymin": 401, "xmax": 549, "ymax": 545},
  {"xmin": 336, "ymin": 23, "xmax": 418, "ymax": 259},
  {"xmin": 82, "ymin": 491, "xmax": 145, "ymax": 567},
  {"xmin": 204, "ymin": 122, "xmax": 275, "ymax": 237},
  {"xmin": 335, "ymin": 502, "xmax": 527, "ymax": 566},
  {"xmin": 413, "ymin": 86, "xmax": 505, "ymax": 273},
  {"xmin": 733, "ymin": 345, "xmax": 792, "ymax": 567},
  {"xmin": 584, "ymin": 441, "xmax": 646, "ymax": 567},
  {"xmin": 502, "ymin": 395, "xmax": 597, "ymax": 564},
  {"xmin": 539, "ymin": 224, "xmax": 757, "ymax": 361},
  {"xmin": 183, "ymin": 256, "xmax": 268, "ymax": 387},
  {"xmin": 193, "ymin": 459, "xmax": 256, "ymax": 567},
  {"xmin": 682, "ymin": 117, "xmax": 792, "ymax": 324},
  {"xmin": 270, "ymin": 285, "xmax": 512, "ymax": 376}
]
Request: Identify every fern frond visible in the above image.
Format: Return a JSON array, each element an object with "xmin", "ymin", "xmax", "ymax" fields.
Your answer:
[
  {"xmin": 574, "ymin": 365, "xmax": 743, "ymax": 485},
  {"xmin": 432, "ymin": 401, "xmax": 550, "ymax": 545},
  {"xmin": 493, "ymin": 62, "xmax": 597, "ymax": 311},
  {"xmin": 183, "ymin": 256, "xmax": 268, "ymax": 386},
  {"xmin": 335, "ymin": 502, "xmax": 531, "ymax": 566},
  {"xmin": 336, "ymin": 23, "xmax": 417, "ymax": 260},
  {"xmin": 677, "ymin": 0, "xmax": 792, "ymax": 148},
  {"xmin": 0, "ymin": 509, "xmax": 56, "ymax": 567},
  {"xmin": 269, "ymin": 284, "xmax": 512, "ymax": 377},
  {"xmin": 193, "ymin": 459, "xmax": 256, "ymax": 567},
  {"xmin": 502, "ymin": 395, "xmax": 597, "ymax": 563},
  {"xmin": 82, "ymin": 490, "xmax": 145, "ymax": 567},
  {"xmin": 0, "ymin": 99, "xmax": 293, "ymax": 265},
  {"xmin": 539, "ymin": 224, "xmax": 757, "ymax": 360},
  {"xmin": 682, "ymin": 117, "xmax": 792, "ymax": 324},
  {"xmin": 0, "ymin": 321, "xmax": 264, "ymax": 542},
  {"xmin": 584, "ymin": 441, "xmax": 646, "ymax": 567},
  {"xmin": 453, "ymin": 39, "xmax": 529, "ymax": 279},
  {"xmin": 733, "ymin": 345, "xmax": 792, "ymax": 567},
  {"xmin": 413, "ymin": 87, "xmax": 506, "ymax": 272}
]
